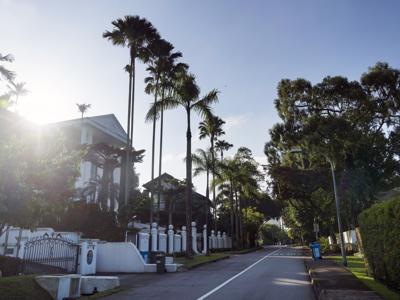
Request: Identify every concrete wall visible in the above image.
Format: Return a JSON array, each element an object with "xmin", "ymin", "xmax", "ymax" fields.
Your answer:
[{"xmin": 96, "ymin": 242, "xmax": 148, "ymax": 273}]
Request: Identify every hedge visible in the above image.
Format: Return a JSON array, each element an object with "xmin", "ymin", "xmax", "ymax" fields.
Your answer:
[{"xmin": 358, "ymin": 196, "xmax": 400, "ymax": 290}]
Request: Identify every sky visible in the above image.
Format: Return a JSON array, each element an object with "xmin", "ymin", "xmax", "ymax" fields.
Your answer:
[{"xmin": 1, "ymin": 0, "xmax": 400, "ymax": 194}]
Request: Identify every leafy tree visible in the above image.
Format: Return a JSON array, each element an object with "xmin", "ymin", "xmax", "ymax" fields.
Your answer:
[
  {"xmin": 0, "ymin": 132, "xmax": 80, "ymax": 233},
  {"xmin": 265, "ymin": 62, "xmax": 400, "ymax": 240},
  {"xmin": 260, "ymin": 223, "xmax": 290, "ymax": 245}
]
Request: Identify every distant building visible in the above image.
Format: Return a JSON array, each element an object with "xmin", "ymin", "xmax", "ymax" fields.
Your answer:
[{"xmin": 142, "ymin": 173, "xmax": 211, "ymax": 227}]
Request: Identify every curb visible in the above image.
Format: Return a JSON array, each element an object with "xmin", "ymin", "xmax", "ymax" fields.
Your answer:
[
  {"xmin": 304, "ymin": 259, "xmax": 383, "ymax": 300},
  {"xmin": 177, "ymin": 255, "xmax": 231, "ymax": 271}
]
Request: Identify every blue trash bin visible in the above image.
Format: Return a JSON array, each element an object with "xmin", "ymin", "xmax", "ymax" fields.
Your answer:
[{"xmin": 310, "ymin": 242, "xmax": 321, "ymax": 261}]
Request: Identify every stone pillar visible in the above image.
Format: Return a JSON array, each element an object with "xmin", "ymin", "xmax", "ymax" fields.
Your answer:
[
  {"xmin": 158, "ymin": 231, "xmax": 167, "ymax": 253},
  {"xmin": 192, "ymin": 221, "xmax": 199, "ymax": 254},
  {"xmin": 151, "ymin": 222, "xmax": 158, "ymax": 252},
  {"xmin": 168, "ymin": 225, "xmax": 174, "ymax": 254},
  {"xmin": 174, "ymin": 234, "xmax": 181, "ymax": 253},
  {"xmin": 181, "ymin": 226, "xmax": 187, "ymax": 252}
]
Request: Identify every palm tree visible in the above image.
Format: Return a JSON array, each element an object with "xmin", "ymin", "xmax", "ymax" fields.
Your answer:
[
  {"xmin": 192, "ymin": 148, "xmax": 213, "ymax": 245},
  {"xmin": 83, "ymin": 143, "xmax": 145, "ymax": 211},
  {"xmin": 146, "ymin": 72, "xmax": 219, "ymax": 257},
  {"xmin": 76, "ymin": 103, "xmax": 91, "ymax": 119},
  {"xmin": 103, "ymin": 15, "xmax": 160, "ymax": 206},
  {"xmin": 145, "ymin": 38, "xmax": 187, "ymax": 222},
  {"xmin": 0, "ymin": 53, "xmax": 15, "ymax": 83},
  {"xmin": 215, "ymin": 140, "xmax": 233, "ymax": 160},
  {"xmin": 7, "ymin": 82, "xmax": 28, "ymax": 109},
  {"xmin": 199, "ymin": 115, "xmax": 225, "ymax": 230}
]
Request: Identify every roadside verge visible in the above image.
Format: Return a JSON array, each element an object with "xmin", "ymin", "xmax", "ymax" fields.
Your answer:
[{"xmin": 305, "ymin": 259, "xmax": 383, "ymax": 300}]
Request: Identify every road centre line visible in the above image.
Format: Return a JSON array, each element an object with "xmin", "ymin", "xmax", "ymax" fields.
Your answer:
[{"xmin": 196, "ymin": 247, "xmax": 283, "ymax": 300}]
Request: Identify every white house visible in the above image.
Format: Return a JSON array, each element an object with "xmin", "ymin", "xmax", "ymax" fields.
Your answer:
[{"xmin": 47, "ymin": 114, "xmax": 128, "ymax": 207}]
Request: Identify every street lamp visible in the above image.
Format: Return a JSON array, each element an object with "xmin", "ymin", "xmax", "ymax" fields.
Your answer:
[{"xmin": 289, "ymin": 148, "xmax": 347, "ymax": 266}]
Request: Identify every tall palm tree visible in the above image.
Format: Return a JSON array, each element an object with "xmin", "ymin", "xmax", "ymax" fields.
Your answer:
[
  {"xmin": 76, "ymin": 103, "xmax": 91, "ymax": 119},
  {"xmin": 145, "ymin": 38, "xmax": 187, "ymax": 222},
  {"xmin": 0, "ymin": 53, "xmax": 15, "ymax": 83},
  {"xmin": 192, "ymin": 148, "xmax": 213, "ymax": 245},
  {"xmin": 199, "ymin": 115, "xmax": 225, "ymax": 230},
  {"xmin": 146, "ymin": 72, "xmax": 219, "ymax": 257},
  {"xmin": 215, "ymin": 139, "xmax": 233, "ymax": 160},
  {"xmin": 103, "ymin": 15, "xmax": 160, "ymax": 206}
]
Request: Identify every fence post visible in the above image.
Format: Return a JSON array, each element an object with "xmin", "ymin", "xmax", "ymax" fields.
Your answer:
[
  {"xmin": 222, "ymin": 232, "xmax": 227, "ymax": 249},
  {"xmin": 168, "ymin": 225, "xmax": 174, "ymax": 254},
  {"xmin": 174, "ymin": 234, "xmax": 181, "ymax": 253},
  {"xmin": 158, "ymin": 230, "xmax": 167, "ymax": 253},
  {"xmin": 181, "ymin": 226, "xmax": 187, "ymax": 252},
  {"xmin": 217, "ymin": 231, "xmax": 222, "ymax": 249},
  {"xmin": 202, "ymin": 225, "xmax": 207, "ymax": 254},
  {"xmin": 151, "ymin": 222, "xmax": 158, "ymax": 252},
  {"xmin": 192, "ymin": 222, "xmax": 199, "ymax": 254}
]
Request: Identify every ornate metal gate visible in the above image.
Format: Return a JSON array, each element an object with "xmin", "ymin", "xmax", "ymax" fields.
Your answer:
[{"xmin": 22, "ymin": 235, "xmax": 79, "ymax": 274}]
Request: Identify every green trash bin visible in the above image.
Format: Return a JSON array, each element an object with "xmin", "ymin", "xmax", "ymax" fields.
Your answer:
[{"xmin": 155, "ymin": 252, "xmax": 166, "ymax": 273}]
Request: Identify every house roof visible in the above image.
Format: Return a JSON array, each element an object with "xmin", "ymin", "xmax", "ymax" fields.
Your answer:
[
  {"xmin": 49, "ymin": 114, "xmax": 127, "ymax": 144},
  {"xmin": 142, "ymin": 172, "xmax": 211, "ymax": 204},
  {"xmin": 142, "ymin": 173, "xmax": 184, "ymax": 191}
]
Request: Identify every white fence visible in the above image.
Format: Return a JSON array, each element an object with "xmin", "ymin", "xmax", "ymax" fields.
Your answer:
[{"xmin": 136, "ymin": 222, "xmax": 232, "ymax": 259}]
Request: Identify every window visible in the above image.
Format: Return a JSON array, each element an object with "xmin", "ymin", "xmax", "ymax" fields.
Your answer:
[{"xmin": 90, "ymin": 163, "xmax": 97, "ymax": 179}]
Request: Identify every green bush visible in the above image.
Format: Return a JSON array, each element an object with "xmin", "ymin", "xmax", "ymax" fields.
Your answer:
[{"xmin": 358, "ymin": 196, "xmax": 400, "ymax": 290}]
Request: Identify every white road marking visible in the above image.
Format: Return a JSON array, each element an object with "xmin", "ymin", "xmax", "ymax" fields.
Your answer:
[{"xmin": 196, "ymin": 248, "xmax": 282, "ymax": 300}]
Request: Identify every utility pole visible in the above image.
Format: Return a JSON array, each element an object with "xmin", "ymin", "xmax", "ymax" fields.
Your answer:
[{"xmin": 328, "ymin": 159, "xmax": 347, "ymax": 267}]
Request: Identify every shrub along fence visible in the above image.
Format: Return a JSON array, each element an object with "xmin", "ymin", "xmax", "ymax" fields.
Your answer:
[{"xmin": 358, "ymin": 196, "xmax": 400, "ymax": 290}]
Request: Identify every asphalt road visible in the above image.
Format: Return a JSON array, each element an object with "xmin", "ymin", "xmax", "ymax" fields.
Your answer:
[{"xmin": 104, "ymin": 246, "xmax": 315, "ymax": 300}]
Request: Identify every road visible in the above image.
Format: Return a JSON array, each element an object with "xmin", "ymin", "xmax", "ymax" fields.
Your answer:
[{"xmin": 104, "ymin": 246, "xmax": 315, "ymax": 300}]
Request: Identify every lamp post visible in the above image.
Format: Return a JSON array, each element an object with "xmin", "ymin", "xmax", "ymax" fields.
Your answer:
[{"xmin": 289, "ymin": 148, "xmax": 347, "ymax": 266}]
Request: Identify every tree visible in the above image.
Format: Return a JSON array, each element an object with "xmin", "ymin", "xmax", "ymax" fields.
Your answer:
[
  {"xmin": 215, "ymin": 139, "xmax": 233, "ymax": 160},
  {"xmin": 76, "ymin": 103, "xmax": 91, "ymax": 119},
  {"xmin": 103, "ymin": 15, "xmax": 160, "ymax": 206},
  {"xmin": 0, "ymin": 53, "xmax": 15, "ymax": 83},
  {"xmin": 146, "ymin": 72, "xmax": 219, "ymax": 257},
  {"xmin": 82, "ymin": 143, "xmax": 144, "ymax": 212},
  {"xmin": 7, "ymin": 82, "xmax": 28, "ymax": 109},
  {"xmin": 265, "ymin": 62, "xmax": 400, "ymax": 240},
  {"xmin": 199, "ymin": 115, "xmax": 225, "ymax": 230},
  {"xmin": 215, "ymin": 147, "xmax": 264, "ymax": 249},
  {"xmin": 0, "ymin": 132, "xmax": 80, "ymax": 234},
  {"xmin": 192, "ymin": 148, "xmax": 213, "ymax": 240}
]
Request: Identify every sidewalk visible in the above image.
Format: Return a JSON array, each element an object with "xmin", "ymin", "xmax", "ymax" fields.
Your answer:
[{"xmin": 305, "ymin": 259, "xmax": 383, "ymax": 300}]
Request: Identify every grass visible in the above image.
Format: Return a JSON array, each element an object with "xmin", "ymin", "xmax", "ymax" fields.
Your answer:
[
  {"xmin": 175, "ymin": 252, "xmax": 230, "ymax": 269},
  {"xmin": 328, "ymin": 255, "xmax": 400, "ymax": 300},
  {"xmin": 0, "ymin": 275, "xmax": 52, "ymax": 300}
]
